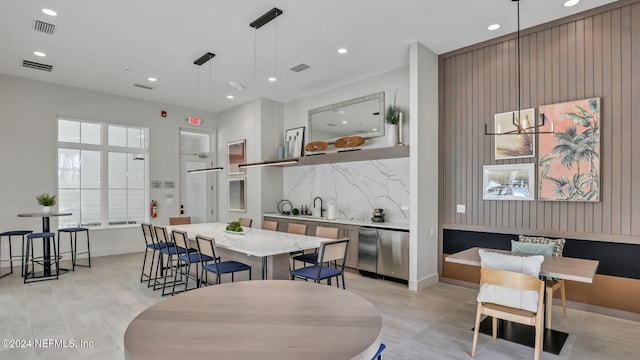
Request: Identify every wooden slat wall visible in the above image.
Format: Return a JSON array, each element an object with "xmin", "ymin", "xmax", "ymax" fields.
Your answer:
[{"xmin": 439, "ymin": 1, "xmax": 640, "ymax": 245}]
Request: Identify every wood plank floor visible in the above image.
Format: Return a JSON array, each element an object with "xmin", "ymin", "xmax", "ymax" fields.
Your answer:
[{"xmin": 1, "ymin": 252, "xmax": 639, "ymax": 359}]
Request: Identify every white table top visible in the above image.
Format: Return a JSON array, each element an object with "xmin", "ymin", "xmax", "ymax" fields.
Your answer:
[
  {"xmin": 166, "ymin": 222, "xmax": 328, "ymax": 257},
  {"xmin": 445, "ymin": 247, "xmax": 599, "ymax": 283},
  {"xmin": 124, "ymin": 280, "xmax": 382, "ymax": 360}
]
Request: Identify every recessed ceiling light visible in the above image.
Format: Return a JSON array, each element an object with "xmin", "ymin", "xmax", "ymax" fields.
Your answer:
[
  {"xmin": 148, "ymin": 77, "xmax": 157, "ymax": 82},
  {"xmin": 226, "ymin": 95, "xmax": 234, "ymax": 99},
  {"xmin": 337, "ymin": 48, "xmax": 348, "ymax": 54},
  {"xmin": 564, "ymin": 0, "xmax": 580, "ymax": 7},
  {"xmin": 342, "ymin": 121, "xmax": 348, "ymax": 124},
  {"xmin": 42, "ymin": 9, "xmax": 57, "ymax": 16},
  {"xmin": 488, "ymin": 24, "xmax": 500, "ymax": 31},
  {"xmin": 33, "ymin": 51, "xmax": 46, "ymax": 57},
  {"xmin": 372, "ymin": 128, "xmax": 377, "ymax": 131},
  {"xmin": 268, "ymin": 77, "xmax": 277, "ymax": 82}
]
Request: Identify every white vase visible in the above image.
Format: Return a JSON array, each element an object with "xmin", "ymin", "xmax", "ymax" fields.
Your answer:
[
  {"xmin": 42, "ymin": 206, "xmax": 52, "ymax": 213},
  {"xmin": 386, "ymin": 124, "xmax": 398, "ymax": 147}
]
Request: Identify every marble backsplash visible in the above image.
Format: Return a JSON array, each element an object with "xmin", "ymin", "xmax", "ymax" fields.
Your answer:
[{"xmin": 283, "ymin": 158, "xmax": 410, "ymax": 223}]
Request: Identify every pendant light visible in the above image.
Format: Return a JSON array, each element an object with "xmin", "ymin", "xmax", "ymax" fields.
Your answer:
[{"xmin": 485, "ymin": 0, "xmax": 554, "ymax": 136}]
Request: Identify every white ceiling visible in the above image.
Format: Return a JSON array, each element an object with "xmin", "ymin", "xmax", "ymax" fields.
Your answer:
[{"xmin": 0, "ymin": 0, "xmax": 617, "ymax": 113}]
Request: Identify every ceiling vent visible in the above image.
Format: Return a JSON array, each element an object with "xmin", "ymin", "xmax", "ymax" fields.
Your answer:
[
  {"xmin": 22, "ymin": 60, "xmax": 53, "ymax": 72},
  {"xmin": 133, "ymin": 83, "xmax": 154, "ymax": 90},
  {"xmin": 34, "ymin": 19, "xmax": 56, "ymax": 35},
  {"xmin": 290, "ymin": 63, "xmax": 310, "ymax": 73}
]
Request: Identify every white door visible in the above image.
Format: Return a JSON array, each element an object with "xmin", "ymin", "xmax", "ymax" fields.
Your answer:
[
  {"xmin": 179, "ymin": 130, "xmax": 216, "ymax": 223},
  {"xmin": 180, "ymin": 155, "xmax": 215, "ymax": 223}
]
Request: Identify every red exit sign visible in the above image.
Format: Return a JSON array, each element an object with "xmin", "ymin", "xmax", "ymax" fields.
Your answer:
[{"xmin": 187, "ymin": 116, "xmax": 201, "ymax": 126}]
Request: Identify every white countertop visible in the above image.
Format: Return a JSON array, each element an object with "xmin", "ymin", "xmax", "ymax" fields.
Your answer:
[
  {"xmin": 166, "ymin": 222, "xmax": 327, "ymax": 257},
  {"xmin": 263, "ymin": 213, "xmax": 410, "ymax": 231}
]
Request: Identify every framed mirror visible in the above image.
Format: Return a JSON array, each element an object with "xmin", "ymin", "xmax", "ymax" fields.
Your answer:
[{"xmin": 308, "ymin": 92, "xmax": 385, "ymax": 144}]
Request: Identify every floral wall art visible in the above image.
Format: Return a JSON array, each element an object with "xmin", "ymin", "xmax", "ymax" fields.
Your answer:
[{"xmin": 538, "ymin": 98, "xmax": 600, "ymax": 201}]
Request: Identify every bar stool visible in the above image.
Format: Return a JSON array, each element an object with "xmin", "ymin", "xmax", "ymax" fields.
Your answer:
[
  {"xmin": 58, "ymin": 227, "xmax": 91, "ymax": 271},
  {"xmin": 0, "ymin": 230, "xmax": 33, "ymax": 278},
  {"xmin": 24, "ymin": 232, "xmax": 59, "ymax": 283}
]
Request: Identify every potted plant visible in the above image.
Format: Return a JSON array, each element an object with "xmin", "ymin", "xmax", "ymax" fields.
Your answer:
[
  {"xmin": 385, "ymin": 89, "xmax": 401, "ymax": 146},
  {"xmin": 36, "ymin": 193, "xmax": 56, "ymax": 213}
]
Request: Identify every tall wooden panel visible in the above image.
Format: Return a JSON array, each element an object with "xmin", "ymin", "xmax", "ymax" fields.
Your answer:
[{"xmin": 439, "ymin": 1, "xmax": 640, "ymax": 245}]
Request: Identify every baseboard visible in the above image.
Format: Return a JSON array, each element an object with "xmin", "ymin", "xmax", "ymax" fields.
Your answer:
[
  {"xmin": 89, "ymin": 246, "xmax": 141, "ymax": 258},
  {"xmin": 409, "ymin": 272, "xmax": 439, "ymax": 291}
]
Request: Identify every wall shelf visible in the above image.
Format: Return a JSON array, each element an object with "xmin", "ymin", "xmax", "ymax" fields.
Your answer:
[{"xmin": 277, "ymin": 145, "xmax": 409, "ymax": 167}]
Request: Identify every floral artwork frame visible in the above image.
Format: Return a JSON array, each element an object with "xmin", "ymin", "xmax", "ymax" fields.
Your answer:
[
  {"xmin": 228, "ymin": 177, "xmax": 246, "ymax": 212},
  {"xmin": 284, "ymin": 126, "xmax": 305, "ymax": 158},
  {"xmin": 483, "ymin": 163, "xmax": 535, "ymax": 201},
  {"xmin": 227, "ymin": 139, "xmax": 246, "ymax": 176},
  {"xmin": 494, "ymin": 108, "xmax": 536, "ymax": 160},
  {"xmin": 538, "ymin": 98, "xmax": 600, "ymax": 202}
]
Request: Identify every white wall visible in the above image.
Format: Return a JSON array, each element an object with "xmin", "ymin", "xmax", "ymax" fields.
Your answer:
[
  {"xmin": 284, "ymin": 67, "xmax": 410, "ymax": 151},
  {"xmin": 409, "ymin": 42, "xmax": 439, "ymax": 291},
  {"xmin": 216, "ymin": 98, "xmax": 284, "ymax": 226},
  {"xmin": 0, "ymin": 74, "xmax": 215, "ymax": 259}
]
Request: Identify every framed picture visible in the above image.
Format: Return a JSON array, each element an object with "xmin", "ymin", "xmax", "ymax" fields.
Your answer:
[
  {"xmin": 494, "ymin": 108, "xmax": 536, "ymax": 160},
  {"xmin": 538, "ymin": 98, "xmax": 600, "ymax": 201},
  {"xmin": 285, "ymin": 126, "xmax": 305, "ymax": 158},
  {"xmin": 483, "ymin": 163, "xmax": 535, "ymax": 201},
  {"xmin": 228, "ymin": 139, "xmax": 246, "ymax": 175},
  {"xmin": 228, "ymin": 178, "xmax": 246, "ymax": 212}
]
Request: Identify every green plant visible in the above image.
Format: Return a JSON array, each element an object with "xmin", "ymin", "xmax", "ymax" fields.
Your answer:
[
  {"xmin": 385, "ymin": 89, "xmax": 400, "ymax": 125},
  {"xmin": 36, "ymin": 193, "xmax": 56, "ymax": 206}
]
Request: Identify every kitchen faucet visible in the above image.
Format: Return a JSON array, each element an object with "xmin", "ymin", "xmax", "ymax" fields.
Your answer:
[{"xmin": 313, "ymin": 196, "xmax": 324, "ymax": 217}]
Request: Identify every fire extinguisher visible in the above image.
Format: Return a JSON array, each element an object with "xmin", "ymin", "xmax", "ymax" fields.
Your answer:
[{"xmin": 150, "ymin": 200, "xmax": 158, "ymax": 218}]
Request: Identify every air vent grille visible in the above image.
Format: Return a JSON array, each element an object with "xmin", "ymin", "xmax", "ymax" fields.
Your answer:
[
  {"xmin": 22, "ymin": 60, "xmax": 53, "ymax": 72},
  {"xmin": 34, "ymin": 19, "xmax": 56, "ymax": 35},
  {"xmin": 290, "ymin": 63, "xmax": 310, "ymax": 73},
  {"xmin": 134, "ymin": 83, "xmax": 154, "ymax": 90}
]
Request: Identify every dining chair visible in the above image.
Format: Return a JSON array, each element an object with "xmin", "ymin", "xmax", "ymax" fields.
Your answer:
[
  {"xmin": 57, "ymin": 227, "xmax": 91, "ymax": 270},
  {"xmin": 0, "ymin": 230, "xmax": 32, "ymax": 278},
  {"xmin": 471, "ymin": 250, "xmax": 545, "ymax": 360},
  {"xmin": 518, "ymin": 235, "xmax": 568, "ymax": 328},
  {"xmin": 371, "ymin": 343, "xmax": 386, "ymax": 360},
  {"xmin": 238, "ymin": 217, "xmax": 253, "ymax": 227},
  {"xmin": 261, "ymin": 220, "xmax": 278, "ymax": 231},
  {"xmin": 196, "ymin": 235, "xmax": 251, "ymax": 284},
  {"xmin": 24, "ymin": 232, "xmax": 59, "ymax": 283},
  {"xmin": 292, "ymin": 226, "xmax": 339, "ymax": 270},
  {"xmin": 153, "ymin": 226, "xmax": 195, "ymax": 295},
  {"xmin": 290, "ymin": 238, "xmax": 349, "ymax": 289},
  {"xmin": 170, "ymin": 229, "xmax": 213, "ymax": 295},
  {"xmin": 140, "ymin": 223, "xmax": 164, "ymax": 287},
  {"xmin": 287, "ymin": 223, "xmax": 306, "ymax": 235},
  {"xmin": 169, "ymin": 216, "xmax": 191, "ymax": 225}
]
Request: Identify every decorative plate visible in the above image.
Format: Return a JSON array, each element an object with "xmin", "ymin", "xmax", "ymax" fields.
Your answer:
[
  {"xmin": 305, "ymin": 141, "xmax": 328, "ymax": 152},
  {"xmin": 334, "ymin": 136, "xmax": 365, "ymax": 149},
  {"xmin": 224, "ymin": 229, "xmax": 247, "ymax": 235}
]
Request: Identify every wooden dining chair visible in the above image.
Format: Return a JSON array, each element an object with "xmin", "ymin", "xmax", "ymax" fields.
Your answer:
[
  {"xmin": 261, "ymin": 220, "xmax": 278, "ymax": 231},
  {"xmin": 518, "ymin": 235, "xmax": 568, "ymax": 328},
  {"xmin": 471, "ymin": 268, "xmax": 545, "ymax": 360},
  {"xmin": 292, "ymin": 226, "xmax": 339, "ymax": 269},
  {"xmin": 238, "ymin": 217, "xmax": 253, "ymax": 227},
  {"xmin": 169, "ymin": 216, "xmax": 191, "ymax": 225},
  {"xmin": 290, "ymin": 238, "xmax": 350, "ymax": 288},
  {"xmin": 286, "ymin": 223, "xmax": 306, "ymax": 235}
]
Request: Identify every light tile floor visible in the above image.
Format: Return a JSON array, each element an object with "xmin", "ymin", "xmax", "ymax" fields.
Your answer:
[{"xmin": 1, "ymin": 253, "xmax": 639, "ymax": 359}]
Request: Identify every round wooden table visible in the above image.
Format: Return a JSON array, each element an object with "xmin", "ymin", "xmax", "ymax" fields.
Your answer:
[{"xmin": 124, "ymin": 280, "xmax": 382, "ymax": 360}]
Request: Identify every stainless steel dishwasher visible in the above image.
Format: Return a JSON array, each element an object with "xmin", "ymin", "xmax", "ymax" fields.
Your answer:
[{"xmin": 358, "ymin": 227, "xmax": 409, "ymax": 282}]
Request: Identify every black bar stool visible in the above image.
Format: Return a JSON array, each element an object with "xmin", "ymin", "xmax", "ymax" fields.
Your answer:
[
  {"xmin": 58, "ymin": 227, "xmax": 91, "ymax": 271},
  {"xmin": 24, "ymin": 232, "xmax": 59, "ymax": 283},
  {"xmin": 0, "ymin": 230, "xmax": 33, "ymax": 278}
]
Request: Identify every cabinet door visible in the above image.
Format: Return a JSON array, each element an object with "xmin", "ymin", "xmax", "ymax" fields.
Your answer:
[{"xmin": 346, "ymin": 227, "xmax": 359, "ymax": 269}]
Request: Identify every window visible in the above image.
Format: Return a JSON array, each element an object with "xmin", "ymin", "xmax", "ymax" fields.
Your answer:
[{"xmin": 57, "ymin": 119, "xmax": 147, "ymax": 228}]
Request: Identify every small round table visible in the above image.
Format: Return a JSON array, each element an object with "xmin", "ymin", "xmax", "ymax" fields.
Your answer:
[
  {"xmin": 124, "ymin": 280, "xmax": 382, "ymax": 360},
  {"xmin": 18, "ymin": 212, "xmax": 72, "ymax": 276}
]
